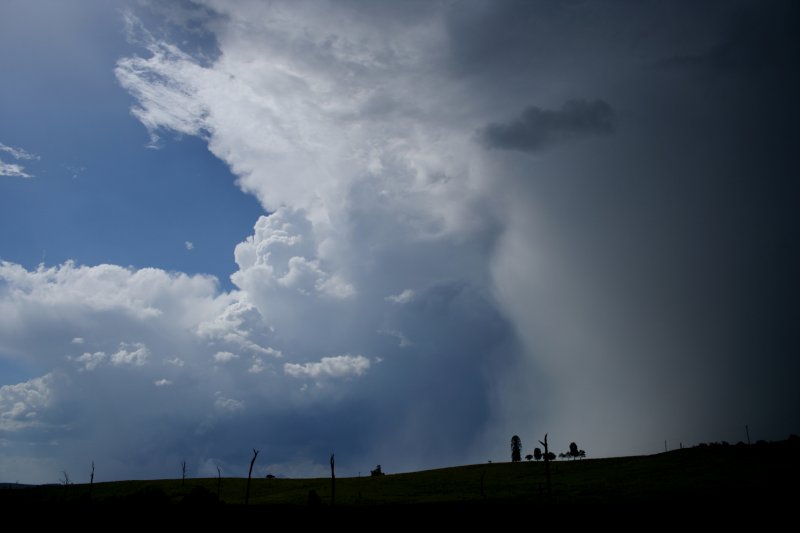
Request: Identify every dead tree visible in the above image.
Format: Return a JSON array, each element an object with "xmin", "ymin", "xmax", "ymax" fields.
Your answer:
[
  {"xmin": 217, "ymin": 465, "xmax": 222, "ymax": 501},
  {"xmin": 245, "ymin": 448, "xmax": 259, "ymax": 505},
  {"xmin": 330, "ymin": 453, "xmax": 336, "ymax": 507},
  {"xmin": 89, "ymin": 461, "xmax": 95, "ymax": 498},
  {"xmin": 538, "ymin": 433, "xmax": 552, "ymax": 498},
  {"xmin": 60, "ymin": 470, "xmax": 70, "ymax": 500},
  {"xmin": 181, "ymin": 460, "xmax": 187, "ymax": 486}
]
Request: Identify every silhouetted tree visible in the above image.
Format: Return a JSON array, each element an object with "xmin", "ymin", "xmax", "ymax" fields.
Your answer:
[
  {"xmin": 579, "ymin": 450, "xmax": 586, "ymax": 459},
  {"xmin": 370, "ymin": 465, "xmax": 384, "ymax": 476},
  {"xmin": 533, "ymin": 447, "xmax": 542, "ymax": 461},
  {"xmin": 511, "ymin": 435, "xmax": 522, "ymax": 462},
  {"xmin": 181, "ymin": 460, "xmax": 187, "ymax": 486},
  {"xmin": 558, "ymin": 453, "xmax": 568, "ymax": 459},
  {"xmin": 546, "ymin": 452, "xmax": 556, "ymax": 461},
  {"xmin": 539, "ymin": 434, "xmax": 552, "ymax": 497},
  {"xmin": 330, "ymin": 453, "xmax": 336, "ymax": 507},
  {"xmin": 569, "ymin": 442, "xmax": 579, "ymax": 460},
  {"xmin": 525, "ymin": 454, "xmax": 533, "ymax": 461},
  {"xmin": 245, "ymin": 448, "xmax": 259, "ymax": 505}
]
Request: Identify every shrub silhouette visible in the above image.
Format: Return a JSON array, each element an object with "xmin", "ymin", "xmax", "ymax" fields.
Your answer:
[
  {"xmin": 525, "ymin": 454, "xmax": 533, "ymax": 461},
  {"xmin": 533, "ymin": 447, "xmax": 542, "ymax": 461}
]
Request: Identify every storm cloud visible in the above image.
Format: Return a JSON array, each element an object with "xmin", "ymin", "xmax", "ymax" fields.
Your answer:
[
  {"xmin": 0, "ymin": 0, "xmax": 797, "ymax": 483},
  {"xmin": 479, "ymin": 99, "xmax": 615, "ymax": 153}
]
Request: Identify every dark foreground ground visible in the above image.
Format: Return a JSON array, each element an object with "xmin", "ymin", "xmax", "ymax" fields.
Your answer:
[{"xmin": 1, "ymin": 438, "xmax": 798, "ymax": 523}]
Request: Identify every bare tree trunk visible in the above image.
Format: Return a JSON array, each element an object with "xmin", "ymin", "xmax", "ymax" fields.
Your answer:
[
  {"xmin": 89, "ymin": 461, "xmax": 95, "ymax": 499},
  {"xmin": 245, "ymin": 448, "xmax": 259, "ymax": 505},
  {"xmin": 61, "ymin": 471, "xmax": 70, "ymax": 500},
  {"xmin": 330, "ymin": 453, "xmax": 335, "ymax": 506},
  {"xmin": 539, "ymin": 434, "xmax": 551, "ymax": 499},
  {"xmin": 181, "ymin": 460, "xmax": 187, "ymax": 487},
  {"xmin": 217, "ymin": 465, "xmax": 222, "ymax": 501}
]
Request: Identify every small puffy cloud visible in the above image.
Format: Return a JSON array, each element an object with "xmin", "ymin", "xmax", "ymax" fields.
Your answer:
[
  {"xmin": 284, "ymin": 354, "xmax": 371, "ymax": 379},
  {"xmin": 479, "ymin": 99, "xmax": 615, "ymax": 153},
  {"xmin": 247, "ymin": 357, "xmax": 265, "ymax": 374},
  {"xmin": 154, "ymin": 378, "xmax": 172, "ymax": 386},
  {"xmin": 110, "ymin": 342, "xmax": 149, "ymax": 366},
  {"xmin": 386, "ymin": 289, "xmax": 415, "ymax": 304},
  {"xmin": 185, "ymin": 241, "xmax": 194, "ymax": 250},
  {"xmin": 70, "ymin": 351, "xmax": 106, "ymax": 372},
  {"xmin": 213, "ymin": 351, "xmax": 238, "ymax": 363},
  {"xmin": 70, "ymin": 337, "xmax": 84, "ymax": 344},
  {"xmin": 214, "ymin": 393, "xmax": 243, "ymax": 412}
]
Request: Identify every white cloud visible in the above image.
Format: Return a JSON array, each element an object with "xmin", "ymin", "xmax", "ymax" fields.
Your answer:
[
  {"xmin": 214, "ymin": 393, "xmax": 243, "ymax": 412},
  {"xmin": 110, "ymin": 342, "xmax": 149, "ymax": 366},
  {"xmin": 70, "ymin": 337, "xmax": 84, "ymax": 344},
  {"xmin": 386, "ymin": 289, "xmax": 415, "ymax": 304},
  {"xmin": 0, "ymin": 142, "xmax": 38, "ymax": 160},
  {"xmin": 70, "ymin": 351, "xmax": 106, "ymax": 371},
  {"xmin": 0, "ymin": 161, "xmax": 33, "ymax": 178},
  {"xmin": 154, "ymin": 378, "xmax": 172, "ymax": 386},
  {"xmin": 185, "ymin": 241, "xmax": 194, "ymax": 250},
  {"xmin": 196, "ymin": 298, "xmax": 281, "ymax": 358},
  {"xmin": 247, "ymin": 357, "xmax": 265, "ymax": 374},
  {"xmin": 0, "ymin": 374, "xmax": 54, "ymax": 431},
  {"xmin": 213, "ymin": 351, "xmax": 238, "ymax": 363},
  {"xmin": 0, "ymin": 142, "xmax": 38, "ymax": 178},
  {"xmin": 284, "ymin": 354, "xmax": 371, "ymax": 379}
]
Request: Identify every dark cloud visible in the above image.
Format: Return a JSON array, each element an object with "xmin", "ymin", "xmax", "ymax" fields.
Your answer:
[
  {"xmin": 654, "ymin": 1, "xmax": 800, "ymax": 76},
  {"xmin": 479, "ymin": 99, "xmax": 615, "ymax": 153}
]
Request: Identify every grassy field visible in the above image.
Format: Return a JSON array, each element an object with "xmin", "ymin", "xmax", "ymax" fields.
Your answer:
[{"xmin": 2, "ymin": 438, "xmax": 797, "ymax": 513}]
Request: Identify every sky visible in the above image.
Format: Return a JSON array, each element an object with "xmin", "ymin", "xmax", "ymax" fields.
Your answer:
[{"xmin": 1, "ymin": 0, "xmax": 797, "ymax": 484}]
